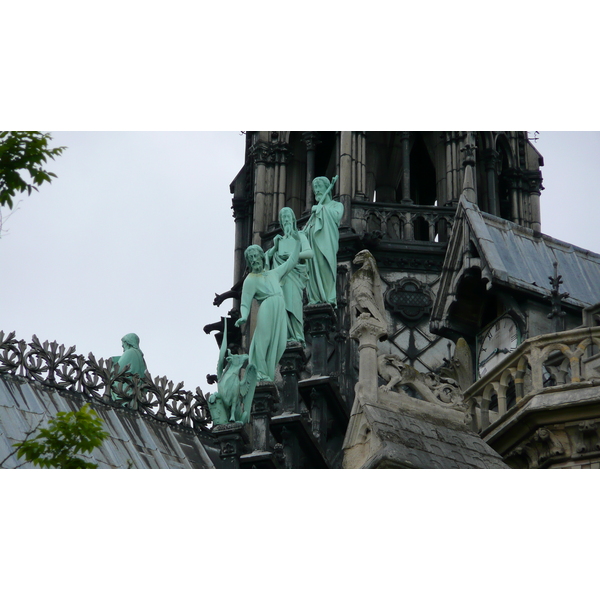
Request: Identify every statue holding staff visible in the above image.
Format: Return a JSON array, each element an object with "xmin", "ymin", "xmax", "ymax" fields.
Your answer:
[
  {"xmin": 303, "ymin": 175, "xmax": 344, "ymax": 306},
  {"xmin": 265, "ymin": 207, "xmax": 314, "ymax": 345}
]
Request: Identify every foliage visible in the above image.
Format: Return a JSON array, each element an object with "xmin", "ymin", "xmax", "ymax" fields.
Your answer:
[
  {"xmin": 15, "ymin": 404, "xmax": 109, "ymax": 469},
  {"xmin": 0, "ymin": 131, "xmax": 66, "ymax": 209}
]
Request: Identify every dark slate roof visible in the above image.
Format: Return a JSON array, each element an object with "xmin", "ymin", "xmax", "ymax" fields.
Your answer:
[
  {"xmin": 359, "ymin": 400, "xmax": 509, "ymax": 469},
  {"xmin": 466, "ymin": 200, "xmax": 600, "ymax": 308},
  {"xmin": 0, "ymin": 375, "xmax": 219, "ymax": 469}
]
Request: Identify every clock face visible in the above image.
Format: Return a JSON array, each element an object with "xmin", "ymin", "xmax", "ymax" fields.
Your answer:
[{"xmin": 478, "ymin": 316, "xmax": 519, "ymax": 377}]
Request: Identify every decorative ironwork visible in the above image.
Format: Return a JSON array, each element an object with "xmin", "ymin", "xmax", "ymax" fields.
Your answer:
[{"xmin": 0, "ymin": 331, "xmax": 211, "ymax": 432}]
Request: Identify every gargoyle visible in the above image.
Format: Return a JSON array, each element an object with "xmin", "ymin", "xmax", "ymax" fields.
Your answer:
[{"xmin": 350, "ymin": 249, "xmax": 387, "ymax": 329}]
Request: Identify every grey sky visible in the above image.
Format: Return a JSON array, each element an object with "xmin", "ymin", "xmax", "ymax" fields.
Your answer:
[
  {"xmin": 2, "ymin": 132, "xmax": 245, "ymax": 393},
  {"xmin": 1, "ymin": 131, "xmax": 599, "ymax": 398}
]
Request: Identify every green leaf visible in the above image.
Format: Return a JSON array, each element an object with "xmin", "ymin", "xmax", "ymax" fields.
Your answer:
[{"xmin": 0, "ymin": 131, "xmax": 66, "ymax": 208}]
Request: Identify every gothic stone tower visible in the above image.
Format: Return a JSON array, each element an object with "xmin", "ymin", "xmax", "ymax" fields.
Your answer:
[{"xmin": 212, "ymin": 131, "xmax": 543, "ymax": 468}]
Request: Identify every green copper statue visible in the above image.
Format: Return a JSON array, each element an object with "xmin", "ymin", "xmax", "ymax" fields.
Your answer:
[
  {"xmin": 208, "ymin": 321, "xmax": 257, "ymax": 425},
  {"xmin": 111, "ymin": 333, "xmax": 147, "ymax": 377},
  {"xmin": 235, "ymin": 230, "xmax": 301, "ymax": 381},
  {"xmin": 265, "ymin": 207, "xmax": 314, "ymax": 345},
  {"xmin": 304, "ymin": 175, "xmax": 344, "ymax": 306},
  {"xmin": 111, "ymin": 333, "xmax": 147, "ymax": 404}
]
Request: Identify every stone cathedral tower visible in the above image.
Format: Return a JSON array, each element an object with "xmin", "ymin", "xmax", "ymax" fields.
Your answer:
[{"xmin": 205, "ymin": 131, "xmax": 547, "ymax": 468}]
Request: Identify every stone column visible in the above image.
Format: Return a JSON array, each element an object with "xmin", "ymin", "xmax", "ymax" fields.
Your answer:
[
  {"xmin": 356, "ymin": 132, "xmax": 367, "ymax": 200},
  {"xmin": 304, "ymin": 303, "xmax": 337, "ymax": 376},
  {"xmin": 445, "ymin": 132, "xmax": 454, "ymax": 205},
  {"xmin": 339, "ymin": 131, "xmax": 353, "ymax": 228},
  {"xmin": 403, "ymin": 211, "xmax": 414, "ymax": 241},
  {"xmin": 272, "ymin": 137, "xmax": 291, "ymax": 219},
  {"xmin": 483, "ymin": 149, "xmax": 500, "ymax": 216},
  {"xmin": 250, "ymin": 140, "xmax": 271, "ymax": 244},
  {"xmin": 302, "ymin": 132, "xmax": 321, "ymax": 215},
  {"xmin": 350, "ymin": 314, "xmax": 387, "ymax": 403},
  {"xmin": 400, "ymin": 132, "xmax": 412, "ymax": 204},
  {"xmin": 527, "ymin": 172, "xmax": 544, "ymax": 233},
  {"xmin": 460, "ymin": 142, "xmax": 477, "ymax": 204},
  {"xmin": 507, "ymin": 170, "xmax": 522, "ymax": 225}
]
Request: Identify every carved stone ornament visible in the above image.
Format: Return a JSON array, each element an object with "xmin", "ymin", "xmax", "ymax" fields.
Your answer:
[
  {"xmin": 350, "ymin": 250, "xmax": 387, "ymax": 329},
  {"xmin": 377, "ymin": 354, "xmax": 463, "ymax": 408},
  {"xmin": 505, "ymin": 426, "xmax": 565, "ymax": 468},
  {"xmin": 350, "ymin": 313, "xmax": 388, "ymax": 343},
  {"xmin": 249, "ymin": 140, "xmax": 291, "ymax": 165},
  {"xmin": 384, "ymin": 278, "xmax": 433, "ymax": 322}
]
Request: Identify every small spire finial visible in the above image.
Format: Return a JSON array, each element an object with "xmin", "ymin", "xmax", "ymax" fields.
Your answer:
[{"xmin": 547, "ymin": 261, "xmax": 570, "ymax": 332}]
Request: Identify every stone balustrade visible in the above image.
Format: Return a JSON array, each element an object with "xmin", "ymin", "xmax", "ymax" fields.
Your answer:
[
  {"xmin": 464, "ymin": 326, "xmax": 600, "ymax": 432},
  {"xmin": 352, "ymin": 201, "xmax": 456, "ymax": 243}
]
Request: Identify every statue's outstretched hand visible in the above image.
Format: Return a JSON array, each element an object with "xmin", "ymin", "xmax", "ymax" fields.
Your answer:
[{"xmin": 235, "ymin": 318, "xmax": 246, "ymax": 328}]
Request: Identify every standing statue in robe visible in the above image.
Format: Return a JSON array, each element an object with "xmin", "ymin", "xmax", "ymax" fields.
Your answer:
[
  {"xmin": 235, "ymin": 231, "xmax": 301, "ymax": 381},
  {"xmin": 265, "ymin": 207, "xmax": 314, "ymax": 345},
  {"xmin": 304, "ymin": 175, "xmax": 344, "ymax": 306}
]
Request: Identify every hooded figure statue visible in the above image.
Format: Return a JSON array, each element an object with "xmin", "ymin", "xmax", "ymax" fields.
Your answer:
[
  {"xmin": 112, "ymin": 333, "xmax": 147, "ymax": 378},
  {"xmin": 111, "ymin": 333, "xmax": 147, "ymax": 406}
]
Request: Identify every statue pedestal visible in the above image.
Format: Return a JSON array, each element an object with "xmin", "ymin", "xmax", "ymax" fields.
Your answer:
[
  {"xmin": 250, "ymin": 381, "xmax": 278, "ymax": 452},
  {"xmin": 212, "ymin": 422, "xmax": 249, "ymax": 469},
  {"xmin": 239, "ymin": 381, "xmax": 281, "ymax": 468},
  {"xmin": 304, "ymin": 303, "xmax": 336, "ymax": 376},
  {"xmin": 279, "ymin": 342, "xmax": 306, "ymax": 414}
]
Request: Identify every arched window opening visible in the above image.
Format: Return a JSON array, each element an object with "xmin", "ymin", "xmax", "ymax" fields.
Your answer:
[
  {"xmin": 387, "ymin": 214, "xmax": 402, "ymax": 240},
  {"xmin": 543, "ymin": 350, "xmax": 572, "ymax": 388},
  {"xmin": 408, "ymin": 135, "xmax": 436, "ymax": 205},
  {"xmin": 506, "ymin": 380, "xmax": 516, "ymax": 410},
  {"xmin": 367, "ymin": 213, "xmax": 382, "ymax": 234},
  {"xmin": 489, "ymin": 393, "xmax": 499, "ymax": 412},
  {"xmin": 413, "ymin": 216, "xmax": 429, "ymax": 241},
  {"xmin": 314, "ymin": 132, "xmax": 337, "ymax": 180},
  {"xmin": 435, "ymin": 218, "xmax": 449, "ymax": 243}
]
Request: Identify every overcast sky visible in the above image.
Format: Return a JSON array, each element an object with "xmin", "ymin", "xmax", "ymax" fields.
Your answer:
[
  {"xmin": 1, "ymin": 131, "xmax": 244, "ymax": 393},
  {"xmin": 1, "ymin": 131, "xmax": 599, "ymax": 395}
]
